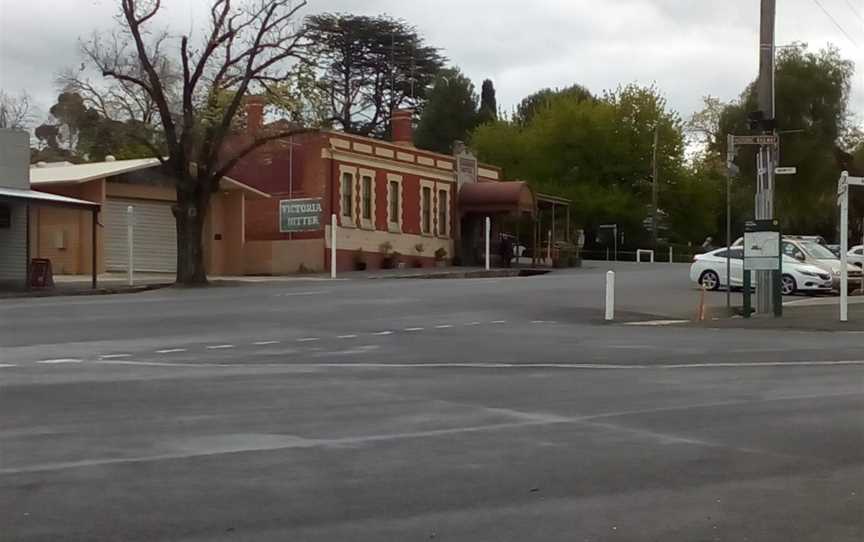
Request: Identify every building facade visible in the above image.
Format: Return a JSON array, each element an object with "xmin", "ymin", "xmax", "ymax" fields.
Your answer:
[{"xmin": 231, "ymin": 107, "xmax": 520, "ymax": 274}]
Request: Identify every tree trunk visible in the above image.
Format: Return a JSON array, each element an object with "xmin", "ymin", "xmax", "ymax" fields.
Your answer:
[{"xmin": 174, "ymin": 187, "xmax": 209, "ymax": 285}]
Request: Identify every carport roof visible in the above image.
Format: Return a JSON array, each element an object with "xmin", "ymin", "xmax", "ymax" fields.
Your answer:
[
  {"xmin": 0, "ymin": 186, "xmax": 100, "ymax": 208},
  {"xmin": 30, "ymin": 158, "xmax": 160, "ymax": 185}
]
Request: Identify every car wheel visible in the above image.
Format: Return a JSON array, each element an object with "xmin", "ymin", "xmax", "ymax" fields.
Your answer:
[
  {"xmin": 699, "ymin": 270, "xmax": 720, "ymax": 291},
  {"xmin": 781, "ymin": 274, "xmax": 797, "ymax": 296}
]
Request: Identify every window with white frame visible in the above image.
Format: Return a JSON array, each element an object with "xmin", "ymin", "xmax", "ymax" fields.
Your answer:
[
  {"xmin": 387, "ymin": 174, "xmax": 403, "ymax": 232},
  {"xmin": 340, "ymin": 170, "xmax": 354, "ymax": 222},
  {"xmin": 437, "ymin": 188, "xmax": 448, "ymax": 237},
  {"xmin": 361, "ymin": 175, "xmax": 373, "ymax": 220},
  {"xmin": 421, "ymin": 185, "xmax": 432, "ymax": 234}
]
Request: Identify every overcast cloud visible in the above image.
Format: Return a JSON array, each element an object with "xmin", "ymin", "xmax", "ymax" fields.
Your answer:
[{"xmin": 1, "ymin": 0, "xmax": 862, "ymax": 125}]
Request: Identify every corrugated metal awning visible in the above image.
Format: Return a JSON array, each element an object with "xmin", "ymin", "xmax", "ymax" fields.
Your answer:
[
  {"xmin": 459, "ymin": 181, "xmax": 535, "ymax": 216},
  {"xmin": 0, "ymin": 186, "xmax": 99, "ymax": 208}
]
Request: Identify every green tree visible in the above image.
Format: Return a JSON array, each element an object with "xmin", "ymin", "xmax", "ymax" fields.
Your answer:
[
  {"xmin": 477, "ymin": 79, "xmax": 497, "ymax": 125},
  {"xmin": 414, "ymin": 68, "xmax": 478, "ymax": 154},
  {"xmin": 513, "ymin": 84, "xmax": 592, "ymax": 125},
  {"xmin": 305, "ymin": 13, "xmax": 445, "ymax": 137},
  {"xmin": 472, "ymin": 84, "xmax": 697, "ymax": 247},
  {"xmin": 713, "ymin": 45, "xmax": 854, "ymax": 238}
]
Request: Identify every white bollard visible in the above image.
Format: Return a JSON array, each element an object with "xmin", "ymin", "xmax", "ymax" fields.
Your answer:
[
  {"xmin": 547, "ymin": 230, "xmax": 552, "ymax": 264},
  {"xmin": 126, "ymin": 205, "xmax": 134, "ymax": 286},
  {"xmin": 605, "ymin": 270, "xmax": 615, "ymax": 321},
  {"xmin": 485, "ymin": 216, "xmax": 491, "ymax": 271},
  {"xmin": 669, "ymin": 246, "xmax": 673, "ymax": 264},
  {"xmin": 331, "ymin": 213, "xmax": 337, "ymax": 279}
]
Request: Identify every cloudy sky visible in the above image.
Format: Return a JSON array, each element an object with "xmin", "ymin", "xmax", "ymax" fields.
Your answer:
[{"xmin": 1, "ymin": 0, "xmax": 862, "ymax": 124}]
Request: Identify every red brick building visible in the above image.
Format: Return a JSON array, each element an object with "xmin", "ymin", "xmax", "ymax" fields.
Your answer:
[{"xmin": 229, "ymin": 104, "xmax": 541, "ymax": 274}]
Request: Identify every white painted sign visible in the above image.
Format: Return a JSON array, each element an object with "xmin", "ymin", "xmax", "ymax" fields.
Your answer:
[
  {"xmin": 775, "ymin": 167, "xmax": 797, "ymax": 175},
  {"xmin": 743, "ymin": 231, "xmax": 781, "ymax": 271}
]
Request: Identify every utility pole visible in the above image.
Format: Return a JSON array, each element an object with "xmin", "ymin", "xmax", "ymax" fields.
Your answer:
[
  {"xmin": 755, "ymin": 0, "xmax": 776, "ymax": 314},
  {"xmin": 652, "ymin": 126, "xmax": 659, "ymax": 248}
]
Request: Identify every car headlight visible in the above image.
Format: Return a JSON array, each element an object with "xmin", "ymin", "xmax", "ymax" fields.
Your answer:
[{"xmin": 800, "ymin": 270, "xmax": 819, "ymax": 277}]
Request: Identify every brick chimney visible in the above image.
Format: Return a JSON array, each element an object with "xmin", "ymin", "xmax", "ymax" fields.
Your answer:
[
  {"xmin": 244, "ymin": 95, "xmax": 266, "ymax": 136},
  {"xmin": 391, "ymin": 109, "xmax": 414, "ymax": 147}
]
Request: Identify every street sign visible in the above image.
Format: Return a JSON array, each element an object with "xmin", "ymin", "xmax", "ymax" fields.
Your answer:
[
  {"xmin": 775, "ymin": 167, "xmax": 797, "ymax": 175},
  {"xmin": 731, "ymin": 135, "xmax": 779, "ymax": 146},
  {"xmin": 743, "ymin": 230, "xmax": 781, "ymax": 271}
]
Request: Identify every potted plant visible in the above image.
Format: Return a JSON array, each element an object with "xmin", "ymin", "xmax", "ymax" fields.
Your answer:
[
  {"xmin": 380, "ymin": 242, "xmax": 395, "ymax": 269},
  {"xmin": 393, "ymin": 251, "xmax": 405, "ymax": 269},
  {"xmin": 434, "ymin": 247, "xmax": 448, "ymax": 267},
  {"xmin": 353, "ymin": 249, "xmax": 367, "ymax": 271},
  {"xmin": 414, "ymin": 243, "xmax": 425, "ymax": 268}
]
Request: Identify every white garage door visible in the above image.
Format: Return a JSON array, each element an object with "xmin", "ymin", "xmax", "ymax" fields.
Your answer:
[{"xmin": 104, "ymin": 198, "xmax": 177, "ymax": 273}]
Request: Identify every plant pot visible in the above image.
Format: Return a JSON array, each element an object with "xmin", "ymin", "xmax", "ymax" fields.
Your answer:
[
  {"xmin": 397, "ymin": 262, "xmax": 407, "ymax": 269},
  {"xmin": 435, "ymin": 260, "xmax": 447, "ymax": 267}
]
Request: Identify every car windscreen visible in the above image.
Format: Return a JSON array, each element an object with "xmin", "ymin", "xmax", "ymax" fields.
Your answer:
[{"xmin": 800, "ymin": 241, "xmax": 837, "ymax": 260}]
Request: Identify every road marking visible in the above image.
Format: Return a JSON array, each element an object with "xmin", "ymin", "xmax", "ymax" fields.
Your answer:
[
  {"xmin": 99, "ymin": 354, "xmax": 132, "ymax": 359},
  {"xmin": 0, "ymin": 364, "xmax": 17, "ymax": 368},
  {"xmin": 337, "ymin": 335, "xmax": 358, "ymax": 339},
  {"xmin": 37, "ymin": 359, "xmax": 82, "ymax": 364},
  {"xmin": 491, "ymin": 320, "xmax": 507, "ymax": 324},
  {"xmin": 373, "ymin": 331, "xmax": 394, "ymax": 336},
  {"xmin": 275, "ymin": 290, "xmax": 329, "ymax": 298},
  {"xmin": 404, "ymin": 327, "xmax": 424, "ymax": 332},
  {"xmin": 531, "ymin": 320, "xmax": 558, "ymax": 324},
  {"xmin": 435, "ymin": 324, "xmax": 454, "ymax": 329},
  {"xmin": 206, "ymin": 345, "xmax": 235, "ymax": 350},
  {"xmin": 466, "ymin": 322, "xmax": 481, "ymax": 326},
  {"xmin": 253, "ymin": 341, "xmax": 280, "ymax": 346},
  {"xmin": 624, "ymin": 320, "xmax": 690, "ymax": 327},
  {"xmin": 297, "ymin": 337, "xmax": 321, "ymax": 343},
  {"xmin": 156, "ymin": 349, "xmax": 187, "ymax": 354}
]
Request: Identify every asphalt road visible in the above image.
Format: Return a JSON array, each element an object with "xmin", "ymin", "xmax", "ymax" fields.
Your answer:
[{"xmin": 1, "ymin": 264, "xmax": 863, "ymax": 541}]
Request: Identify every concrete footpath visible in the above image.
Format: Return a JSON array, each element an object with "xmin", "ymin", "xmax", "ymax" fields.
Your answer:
[{"xmin": 698, "ymin": 299, "xmax": 864, "ymax": 331}]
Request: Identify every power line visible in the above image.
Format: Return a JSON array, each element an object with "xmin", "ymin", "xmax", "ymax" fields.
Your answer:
[
  {"xmin": 843, "ymin": 0, "xmax": 864, "ymax": 25},
  {"xmin": 811, "ymin": 0, "xmax": 860, "ymax": 47}
]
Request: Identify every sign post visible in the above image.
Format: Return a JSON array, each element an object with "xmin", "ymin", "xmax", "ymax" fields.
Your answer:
[
  {"xmin": 126, "ymin": 205, "xmax": 134, "ymax": 286},
  {"xmin": 330, "ymin": 213, "xmax": 337, "ymax": 279},
  {"xmin": 836, "ymin": 172, "xmax": 864, "ymax": 322},
  {"xmin": 485, "ymin": 216, "xmax": 491, "ymax": 271},
  {"xmin": 743, "ymin": 220, "xmax": 782, "ymax": 318}
]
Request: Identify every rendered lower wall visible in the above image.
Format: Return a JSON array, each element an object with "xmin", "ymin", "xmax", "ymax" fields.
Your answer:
[{"xmin": 244, "ymin": 239, "xmax": 324, "ymax": 275}]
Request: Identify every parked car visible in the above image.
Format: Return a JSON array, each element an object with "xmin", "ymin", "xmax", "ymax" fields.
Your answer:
[
  {"xmin": 690, "ymin": 247, "xmax": 833, "ymax": 295},
  {"xmin": 848, "ymin": 245, "xmax": 864, "ymax": 267},
  {"xmin": 733, "ymin": 235, "xmax": 863, "ymax": 288}
]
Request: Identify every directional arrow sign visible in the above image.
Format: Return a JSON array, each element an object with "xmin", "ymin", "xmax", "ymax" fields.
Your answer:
[
  {"xmin": 731, "ymin": 135, "xmax": 779, "ymax": 146},
  {"xmin": 775, "ymin": 167, "xmax": 797, "ymax": 175}
]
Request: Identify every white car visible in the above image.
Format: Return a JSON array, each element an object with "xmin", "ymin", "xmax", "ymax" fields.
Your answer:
[
  {"xmin": 848, "ymin": 245, "xmax": 864, "ymax": 267},
  {"xmin": 690, "ymin": 247, "xmax": 833, "ymax": 295}
]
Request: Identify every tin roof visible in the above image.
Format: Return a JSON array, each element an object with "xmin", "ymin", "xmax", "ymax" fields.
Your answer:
[
  {"xmin": 0, "ymin": 186, "xmax": 99, "ymax": 208},
  {"xmin": 30, "ymin": 158, "xmax": 161, "ymax": 185}
]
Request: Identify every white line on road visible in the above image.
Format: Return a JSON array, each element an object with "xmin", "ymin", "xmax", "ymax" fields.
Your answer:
[
  {"xmin": 435, "ymin": 324, "xmax": 454, "ymax": 329},
  {"xmin": 373, "ymin": 331, "xmax": 394, "ymax": 336},
  {"xmin": 624, "ymin": 320, "xmax": 690, "ymax": 327},
  {"xmin": 404, "ymin": 327, "xmax": 424, "ymax": 332},
  {"xmin": 252, "ymin": 341, "xmax": 281, "ymax": 346},
  {"xmin": 337, "ymin": 335, "xmax": 358, "ymax": 339},
  {"xmin": 491, "ymin": 320, "xmax": 507, "ymax": 324},
  {"xmin": 275, "ymin": 290, "xmax": 330, "ymax": 298},
  {"xmin": 36, "ymin": 359, "xmax": 82, "ymax": 364},
  {"xmin": 206, "ymin": 345, "xmax": 235, "ymax": 350},
  {"xmin": 297, "ymin": 338, "xmax": 321, "ymax": 343},
  {"xmin": 0, "ymin": 364, "xmax": 17, "ymax": 368},
  {"xmin": 466, "ymin": 322, "xmax": 481, "ymax": 326},
  {"xmin": 156, "ymin": 349, "xmax": 187, "ymax": 354},
  {"xmin": 99, "ymin": 354, "xmax": 132, "ymax": 359}
]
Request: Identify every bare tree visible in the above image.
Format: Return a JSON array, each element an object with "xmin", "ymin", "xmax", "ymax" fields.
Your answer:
[
  {"xmin": 0, "ymin": 90, "xmax": 36, "ymax": 130},
  {"xmin": 90, "ymin": 0, "xmax": 311, "ymax": 284}
]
